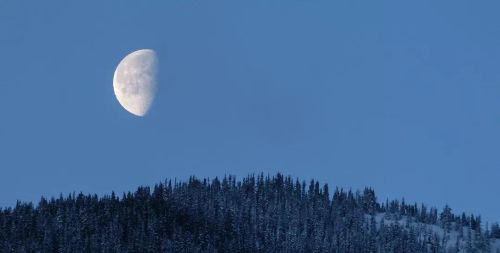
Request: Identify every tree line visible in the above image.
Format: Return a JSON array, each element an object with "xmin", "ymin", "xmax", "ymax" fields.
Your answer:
[{"xmin": 0, "ymin": 173, "xmax": 498, "ymax": 252}]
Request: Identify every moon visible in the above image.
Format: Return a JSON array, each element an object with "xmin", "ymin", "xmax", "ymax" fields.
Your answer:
[{"xmin": 113, "ymin": 49, "xmax": 158, "ymax": 117}]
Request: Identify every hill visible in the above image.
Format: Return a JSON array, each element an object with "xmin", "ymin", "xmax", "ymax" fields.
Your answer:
[{"xmin": 1, "ymin": 173, "xmax": 499, "ymax": 252}]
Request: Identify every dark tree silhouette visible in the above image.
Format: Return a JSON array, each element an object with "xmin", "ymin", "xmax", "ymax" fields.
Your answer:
[{"xmin": 0, "ymin": 173, "xmax": 496, "ymax": 252}]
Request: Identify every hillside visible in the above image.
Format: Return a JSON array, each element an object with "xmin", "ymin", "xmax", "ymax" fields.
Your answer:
[{"xmin": 1, "ymin": 173, "xmax": 499, "ymax": 252}]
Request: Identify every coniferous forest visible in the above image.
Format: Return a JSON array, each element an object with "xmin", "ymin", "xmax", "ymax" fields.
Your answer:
[{"xmin": 1, "ymin": 173, "xmax": 499, "ymax": 253}]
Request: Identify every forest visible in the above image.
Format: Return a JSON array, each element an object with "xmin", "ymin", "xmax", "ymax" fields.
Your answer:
[{"xmin": 1, "ymin": 173, "xmax": 499, "ymax": 252}]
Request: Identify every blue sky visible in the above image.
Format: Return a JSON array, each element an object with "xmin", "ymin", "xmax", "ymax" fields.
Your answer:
[{"xmin": 1, "ymin": 1, "xmax": 499, "ymax": 222}]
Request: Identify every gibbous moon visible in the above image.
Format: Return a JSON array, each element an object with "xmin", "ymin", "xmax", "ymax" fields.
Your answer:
[{"xmin": 113, "ymin": 49, "xmax": 158, "ymax": 117}]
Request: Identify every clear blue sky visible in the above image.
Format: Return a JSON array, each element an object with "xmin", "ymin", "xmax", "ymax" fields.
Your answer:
[{"xmin": 1, "ymin": 1, "xmax": 499, "ymax": 222}]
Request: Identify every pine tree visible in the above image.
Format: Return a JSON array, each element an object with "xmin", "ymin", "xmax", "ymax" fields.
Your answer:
[{"xmin": 440, "ymin": 205, "xmax": 453, "ymax": 232}]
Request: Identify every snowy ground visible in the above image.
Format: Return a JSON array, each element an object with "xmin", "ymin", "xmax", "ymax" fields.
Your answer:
[{"xmin": 368, "ymin": 213, "xmax": 500, "ymax": 252}]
